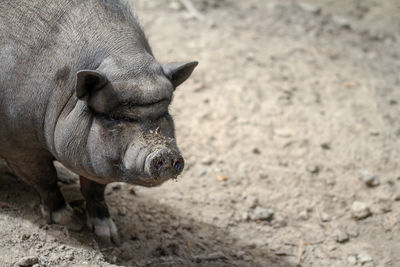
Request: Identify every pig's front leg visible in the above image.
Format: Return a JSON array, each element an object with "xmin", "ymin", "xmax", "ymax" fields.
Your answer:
[
  {"xmin": 7, "ymin": 157, "xmax": 82, "ymax": 230},
  {"xmin": 80, "ymin": 176, "xmax": 120, "ymax": 245}
]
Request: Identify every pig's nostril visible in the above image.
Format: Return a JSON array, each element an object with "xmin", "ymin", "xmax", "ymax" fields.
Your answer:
[
  {"xmin": 172, "ymin": 158, "xmax": 183, "ymax": 173},
  {"xmin": 154, "ymin": 160, "xmax": 164, "ymax": 171}
]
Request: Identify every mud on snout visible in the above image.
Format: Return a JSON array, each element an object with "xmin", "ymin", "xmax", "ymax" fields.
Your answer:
[{"xmin": 121, "ymin": 132, "xmax": 184, "ymax": 186}]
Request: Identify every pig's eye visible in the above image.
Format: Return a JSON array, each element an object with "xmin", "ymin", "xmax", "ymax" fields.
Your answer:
[
  {"xmin": 106, "ymin": 114, "xmax": 137, "ymax": 123},
  {"xmin": 101, "ymin": 98, "xmax": 170, "ymax": 122},
  {"xmin": 98, "ymin": 110, "xmax": 168, "ymax": 123},
  {"xmin": 95, "ymin": 112, "xmax": 136, "ymax": 123}
]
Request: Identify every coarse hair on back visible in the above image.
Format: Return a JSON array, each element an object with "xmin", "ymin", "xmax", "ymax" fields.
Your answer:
[
  {"xmin": 95, "ymin": 0, "xmax": 152, "ymax": 52},
  {"xmin": 97, "ymin": 0, "xmax": 140, "ymax": 26}
]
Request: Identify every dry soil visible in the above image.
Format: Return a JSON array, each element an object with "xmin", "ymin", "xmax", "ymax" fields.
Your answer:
[{"xmin": 1, "ymin": 0, "xmax": 400, "ymax": 266}]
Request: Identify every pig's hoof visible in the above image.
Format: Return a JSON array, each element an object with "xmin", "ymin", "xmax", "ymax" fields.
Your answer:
[
  {"xmin": 52, "ymin": 204, "xmax": 74, "ymax": 224},
  {"xmin": 87, "ymin": 216, "xmax": 120, "ymax": 246},
  {"xmin": 41, "ymin": 204, "xmax": 83, "ymax": 231}
]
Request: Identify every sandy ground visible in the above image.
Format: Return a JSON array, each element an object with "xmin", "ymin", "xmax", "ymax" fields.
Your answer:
[{"xmin": 1, "ymin": 0, "xmax": 400, "ymax": 266}]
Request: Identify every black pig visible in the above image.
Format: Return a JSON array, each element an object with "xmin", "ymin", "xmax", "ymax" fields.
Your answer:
[{"xmin": 0, "ymin": 0, "xmax": 197, "ymax": 244}]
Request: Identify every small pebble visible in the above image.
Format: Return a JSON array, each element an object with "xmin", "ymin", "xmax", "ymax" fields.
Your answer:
[
  {"xmin": 321, "ymin": 142, "xmax": 331, "ymax": 150},
  {"xmin": 347, "ymin": 224, "xmax": 359, "ymax": 238},
  {"xmin": 297, "ymin": 2, "xmax": 321, "ymax": 15},
  {"xmin": 274, "ymin": 129, "xmax": 292, "ymax": 138},
  {"xmin": 272, "ymin": 218, "xmax": 288, "ymax": 228},
  {"xmin": 16, "ymin": 256, "xmax": 39, "ymax": 267},
  {"xmin": 235, "ymin": 250, "xmax": 246, "ymax": 260},
  {"xmin": 306, "ymin": 164, "xmax": 320, "ymax": 174},
  {"xmin": 359, "ymin": 170, "xmax": 379, "ymax": 187},
  {"xmin": 358, "ymin": 252, "xmax": 373, "ymax": 264},
  {"xmin": 321, "ymin": 212, "xmax": 331, "ymax": 222},
  {"xmin": 201, "ymin": 157, "xmax": 214, "ymax": 166},
  {"xmin": 250, "ymin": 206, "xmax": 274, "ymax": 221},
  {"xmin": 348, "ymin": 255, "xmax": 358, "ymax": 265},
  {"xmin": 393, "ymin": 193, "xmax": 400, "ymax": 201},
  {"xmin": 269, "ymin": 242, "xmax": 282, "ymax": 252},
  {"xmin": 327, "ymin": 244, "xmax": 337, "ymax": 251},
  {"xmin": 274, "ymin": 248, "xmax": 291, "ymax": 256},
  {"xmin": 168, "ymin": 1, "xmax": 182, "ymax": 11},
  {"xmin": 21, "ymin": 233, "xmax": 30, "ymax": 241},
  {"xmin": 378, "ymin": 200, "xmax": 392, "ymax": 213},
  {"xmin": 351, "ymin": 201, "xmax": 372, "ymax": 220},
  {"xmin": 332, "ymin": 16, "xmax": 352, "ymax": 29},
  {"xmin": 242, "ymin": 254, "xmax": 252, "ymax": 261},
  {"xmin": 242, "ymin": 212, "xmax": 250, "ymax": 221},
  {"xmin": 333, "ymin": 228, "xmax": 349, "ymax": 243},
  {"xmin": 244, "ymin": 196, "xmax": 259, "ymax": 209},
  {"xmin": 299, "ymin": 210, "xmax": 309, "ymax": 220},
  {"xmin": 65, "ymin": 252, "xmax": 74, "ymax": 261}
]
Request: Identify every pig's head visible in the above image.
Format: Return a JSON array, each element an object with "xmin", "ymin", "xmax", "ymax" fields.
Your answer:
[{"xmin": 58, "ymin": 55, "xmax": 197, "ymax": 187}]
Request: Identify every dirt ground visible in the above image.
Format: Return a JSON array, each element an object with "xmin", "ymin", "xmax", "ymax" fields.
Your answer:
[{"xmin": 1, "ymin": 0, "xmax": 400, "ymax": 266}]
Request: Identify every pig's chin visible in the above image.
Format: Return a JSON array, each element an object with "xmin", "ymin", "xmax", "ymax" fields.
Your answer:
[{"xmin": 128, "ymin": 175, "xmax": 174, "ymax": 187}]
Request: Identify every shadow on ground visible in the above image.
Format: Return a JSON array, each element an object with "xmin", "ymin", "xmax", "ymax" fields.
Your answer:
[{"xmin": 0, "ymin": 168, "xmax": 291, "ymax": 267}]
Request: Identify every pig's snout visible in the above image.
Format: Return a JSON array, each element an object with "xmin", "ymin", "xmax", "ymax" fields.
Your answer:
[
  {"xmin": 145, "ymin": 149, "xmax": 184, "ymax": 179},
  {"xmin": 122, "ymin": 143, "xmax": 184, "ymax": 184}
]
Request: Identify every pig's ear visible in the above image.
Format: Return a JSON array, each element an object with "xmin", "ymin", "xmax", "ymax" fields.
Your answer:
[
  {"xmin": 163, "ymin": 61, "xmax": 198, "ymax": 88},
  {"xmin": 75, "ymin": 70, "xmax": 108, "ymax": 100}
]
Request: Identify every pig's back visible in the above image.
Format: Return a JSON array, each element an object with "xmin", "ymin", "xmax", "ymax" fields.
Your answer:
[{"xmin": 0, "ymin": 0, "xmax": 150, "ymax": 156}]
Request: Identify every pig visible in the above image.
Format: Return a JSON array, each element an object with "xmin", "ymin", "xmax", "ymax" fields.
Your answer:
[{"xmin": 0, "ymin": 0, "xmax": 197, "ymax": 244}]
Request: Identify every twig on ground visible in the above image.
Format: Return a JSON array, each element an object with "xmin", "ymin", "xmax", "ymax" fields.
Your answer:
[
  {"xmin": 285, "ymin": 239, "xmax": 324, "ymax": 246},
  {"xmin": 296, "ymin": 238, "xmax": 305, "ymax": 266},
  {"xmin": 179, "ymin": 0, "xmax": 205, "ymax": 20},
  {"xmin": 315, "ymin": 204, "xmax": 325, "ymax": 229}
]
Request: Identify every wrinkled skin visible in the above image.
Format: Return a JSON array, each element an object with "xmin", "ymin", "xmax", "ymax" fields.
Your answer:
[{"xmin": 0, "ymin": 0, "xmax": 197, "ymax": 244}]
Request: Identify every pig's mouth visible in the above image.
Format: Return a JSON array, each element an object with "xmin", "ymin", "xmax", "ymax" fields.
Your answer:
[{"xmin": 132, "ymin": 175, "xmax": 174, "ymax": 187}]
